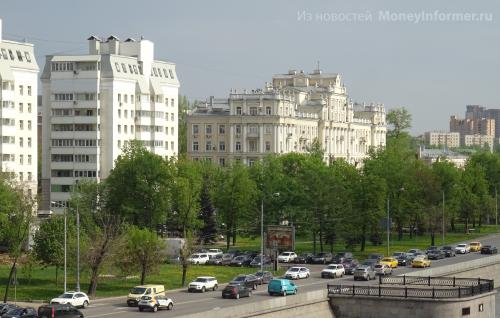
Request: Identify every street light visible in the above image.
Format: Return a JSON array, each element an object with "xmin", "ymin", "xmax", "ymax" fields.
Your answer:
[
  {"xmin": 387, "ymin": 188, "xmax": 404, "ymax": 256},
  {"xmin": 442, "ymin": 190, "xmax": 445, "ymax": 246},
  {"xmin": 261, "ymin": 192, "xmax": 280, "ymax": 273},
  {"xmin": 51, "ymin": 201, "xmax": 67, "ymax": 293}
]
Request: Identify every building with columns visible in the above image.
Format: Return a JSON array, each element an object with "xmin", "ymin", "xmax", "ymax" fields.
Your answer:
[
  {"xmin": 186, "ymin": 69, "xmax": 386, "ymax": 166},
  {"xmin": 0, "ymin": 19, "xmax": 39, "ymax": 196},
  {"xmin": 40, "ymin": 35, "xmax": 179, "ymax": 214}
]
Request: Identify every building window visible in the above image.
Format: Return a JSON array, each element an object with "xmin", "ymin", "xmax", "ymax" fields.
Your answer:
[
  {"xmin": 236, "ymin": 107, "xmax": 242, "ymax": 115},
  {"xmin": 266, "ymin": 107, "xmax": 272, "ymax": 115},
  {"xmin": 206, "ymin": 141, "xmax": 212, "ymax": 151},
  {"xmin": 236, "ymin": 141, "xmax": 241, "ymax": 151},
  {"xmin": 118, "ymin": 125, "xmax": 121, "ymax": 133},
  {"xmin": 249, "ymin": 140, "xmax": 257, "ymax": 152},
  {"xmin": 250, "ymin": 107, "xmax": 258, "ymax": 115},
  {"xmin": 19, "ymin": 155, "xmax": 24, "ymax": 164},
  {"xmin": 461, "ymin": 307, "xmax": 470, "ymax": 316},
  {"xmin": 219, "ymin": 141, "xmax": 225, "ymax": 151},
  {"xmin": 115, "ymin": 62, "xmax": 121, "ymax": 72},
  {"xmin": 28, "ymin": 120, "xmax": 32, "ymax": 130},
  {"xmin": 24, "ymin": 52, "xmax": 31, "ymax": 62},
  {"xmin": 19, "ymin": 103, "xmax": 23, "ymax": 112},
  {"xmin": 19, "ymin": 120, "xmax": 23, "ymax": 130},
  {"xmin": 27, "ymin": 138, "xmax": 32, "ymax": 147},
  {"xmin": 19, "ymin": 85, "xmax": 23, "ymax": 95},
  {"xmin": 169, "ymin": 69, "xmax": 174, "ymax": 79},
  {"xmin": 219, "ymin": 158, "xmax": 225, "ymax": 166},
  {"xmin": 206, "ymin": 124, "xmax": 212, "ymax": 134},
  {"xmin": 118, "ymin": 140, "xmax": 121, "ymax": 148},
  {"xmin": 236, "ymin": 125, "xmax": 241, "ymax": 135},
  {"xmin": 171, "ymin": 141, "xmax": 174, "ymax": 150},
  {"xmin": 265, "ymin": 141, "xmax": 271, "ymax": 152},
  {"xmin": 171, "ymin": 113, "xmax": 174, "ymax": 121},
  {"xmin": 19, "ymin": 137, "xmax": 23, "ymax": 147},
  {"xmin": 118, "ymin": 109, "xmax": 121, "ymax": 118},
  {"xmin": 27, "ymin": 86, "xmax": 32, "ymax": 96},
  {"xmin": 27, "ymin": 155, "xmax": 32, "ymax": 164},
  {"xmin": 219, "ymin": 125, "xmax": 225, "ymax": 134},
  {"xmin": 121, "ymin": 63, "xmax": 127, "ymax": 73},
  {"xmin": 193, "ymin": 141, "xmax": 199, "ymax": 152},
  {"xmin": 265, "ymin": 125, "xmax": 272, "ymax": 134},
  {"xmin": 27, "ymin": 103, "xmax": 32, "ymax": 113},
  {"xmin": 193, "ymin": 124, "xmax": 199, "ymax": 135},
  {"xmin": 171, "ymin": 98, "xmax": 175, "ymax": 107}
]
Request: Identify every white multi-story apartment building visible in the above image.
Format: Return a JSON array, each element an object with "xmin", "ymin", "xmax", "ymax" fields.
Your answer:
[
  {"xmin": 187, "ymin": 69, "xmax": 386, "ymax": 166},
  {"xmin": 0, "ymin": 19, "xmax": 38, "ymax": 196},
  {"xmin": 40, "ymin": 35, "xmax": 179, "ymax": 213},
  {"xmin": 423, "ymin": 131, "xmax": 460, "ymax": 148},
  {"xmin": 463, "ymin": 134, "xmax": 494, "ymax": 151}
]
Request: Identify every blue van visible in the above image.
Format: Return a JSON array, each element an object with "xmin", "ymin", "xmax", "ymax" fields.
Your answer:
[{"xmin": 267, "ymin": 279, "xmax": 297, "ymax": 296}]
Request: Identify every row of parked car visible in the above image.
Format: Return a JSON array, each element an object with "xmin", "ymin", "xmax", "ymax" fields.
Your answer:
[{"xmin": 0, "ymin": 303, "xmax": 84, "ymax": 318}]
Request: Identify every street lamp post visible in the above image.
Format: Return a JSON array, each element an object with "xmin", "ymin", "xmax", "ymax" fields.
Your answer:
[
  {"xmin": 442, "ymin": 191, "xmax": 445, "ymax": 246},
  {"xmin": 76, "ymin": 201, "xmax": 80, "ymax": 292},
  {"xmin": 261, "ymin": 192, "xmax": 279, "ymax": 273}
]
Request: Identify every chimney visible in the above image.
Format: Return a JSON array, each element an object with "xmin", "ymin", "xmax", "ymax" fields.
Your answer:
[
  {"xmin": 87, "ymin": 35, "xmax": 100, "ymax": 54},
  {"xmin": 107, "ymin": 35, "xmax": 120, "ymax": 54}
]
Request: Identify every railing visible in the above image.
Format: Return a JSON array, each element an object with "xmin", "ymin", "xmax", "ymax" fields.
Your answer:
[
  {"xmin": 379, "ymin": 275, "xmax": 494, "ymax": 288},
  {"xmin": 327, "ymin": 275, "xmax": 494, "ymax": 299}
]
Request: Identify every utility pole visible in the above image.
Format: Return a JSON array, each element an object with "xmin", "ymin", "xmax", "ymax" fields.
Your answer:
[{"xmin": 76, "ymin": 201, "xmax": 80, "ymax": 292}]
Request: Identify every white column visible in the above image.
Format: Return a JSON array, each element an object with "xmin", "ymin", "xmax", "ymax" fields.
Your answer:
[
  {"xmin": 242, "ymin": 125, "xmax": 247, "ymax": 152},
  {"xmin": 229, "ymin": 125, "xmax": 234, "ymax": 153}
]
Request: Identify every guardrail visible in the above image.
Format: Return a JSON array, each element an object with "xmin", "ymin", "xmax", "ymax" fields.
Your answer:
[
  {"xmin": 328, "ymin": 275, "xmax": 494, "ymax": 299},
  {"xmin": 379, "ymin": 275, "xmax": 494, "ymax": 288}
]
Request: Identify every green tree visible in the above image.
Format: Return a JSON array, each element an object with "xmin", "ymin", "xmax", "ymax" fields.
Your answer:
[
  {"xmin": 115, "ymin": 226, "xmax": 166, "ymax": 285},
  {"xmin": 0, "ymin": 181, "xmax": 36, "ymax": 302},
  {"xmin": 198, "ymin": 176, "xmax": 217, "ymax": 244},
  {"xmin": 214, "ymin": 163, "xmax": 258, "ymax": 249},
  {"xmin": 33, "ymin": 216, "xmax": 75, "ymax": 286},
  {"xmin": 178, "ymin": 95, "xmax": 189, "ymax": 155},
  {"xmin": 106, "ymin": 141, "xmax": 172, "ymax": 230},
  {"xmin": 386, "ymin": 107, "xmax": 412, "ymax": 138}
]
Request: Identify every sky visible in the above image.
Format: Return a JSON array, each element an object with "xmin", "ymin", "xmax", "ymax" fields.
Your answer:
[{"xmin": 1, "ymin": 0, "xmax": 499, "ymax": 135}]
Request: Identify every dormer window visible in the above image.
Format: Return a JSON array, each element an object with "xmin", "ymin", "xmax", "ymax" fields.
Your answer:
[{"xmin": 121, "ymin": 63, "xmax": 127, "ymax": 73}]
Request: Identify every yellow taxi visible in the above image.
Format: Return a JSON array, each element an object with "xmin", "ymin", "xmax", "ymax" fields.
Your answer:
[
  {"xmin": 379, "ymin": 257, "xmax": 398, "ymax": 268},
  {"xmin": 470, "ymin": 242, "xmax": 482, "ymax": 252},
  {"xmin": 411, "ymin": 255, "xmax": 431, "ymax": 268}
]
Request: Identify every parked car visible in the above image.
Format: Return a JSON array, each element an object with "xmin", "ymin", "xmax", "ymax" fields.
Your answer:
[
  {"xmin": 333, "ymin": 252, "xmax": 353, "ymax": 263},
  {"xmin": 284, "ymin": 266, "xmax": 310, "ymax": 279},
  {"xmin": 277, "ymin": 252, "xmax": 297, "ymax": 263},
  {"xmin": 379, "ymin": 257, "xmax": 398, "ymax": 268},
  {"xmin": 293, "ymin": 253, "xmax": 314, "ymax": 264},
  {"xmin": 321, "ymin": 264, "xmax": 345, "ymax": 278},
  {"xmin": 50, "ymin": 291, "xmax": 90, "ymax": 308},
  {"xmin": 187, "ymin": 253, "xmax": 210, "ymax": 265},
  {"xmin": 188, "ymin": 276, "xmax": 218, "ymax": 293},
  {"xmin": 392, "ymin": 251, "xmax": 406, "ymax": 258},
  {"xmin": 406, "ymin": 249, "xmax": 423, "ymax": 257},
  {"xmin": 470, "ymin": 242, "xmax": 482, "ymax": 252},
  {"xmin": 250, "ymin": 255, "xmax": 272, "ymax": 267},
  {"xmin": 229, "ymin": 274, "xmax": 259, "ymax": 290},
  {"xmin": 412, "ymin": 255, "xmax": 431, "ymax": 268},
  {"xmin": 311, "ymin": 252, "xmax": 334, "ymax": 264},
  {"xmin": 455, "ymin": 243, "xmax": 471, "ymax": 254},
  {"xmin": 206, "ymin": 248, "xmax": 224, "ymax": 258},
  {"xmin": 342, "ymin": 259, "xmax": 359, "ymax": 275},
  {"xmin": 2, "ymin": 307, "xmax": 38, "ymax": 318},
  {"xmin": 441, "ymin": 246, "xmax": 456, "ymax": 257},
  {"xmin": 219, "ymin": 253, "xmax": 235, "ymax": 265},
  {"xmin": 427, "ymin": 249, "xmax": 445, "ymax": 260},
  {"xmin": 374, "ymin": 264, "xmax": 392, "ymax": 275},
  {"xmin": 166, "ymin": 255, "xmax": 180, "ymax": 264},
  {"xmin": 480, "ymin": 245, "xmax": 498, "ymax": 254},
  {"xmin": 0, "ymin": 304, "xmax": 19, "ymax": 316},
  {"xmin": 206, "ymin": 254, "xmax": 224, "ymax": 265},
  {"xmin": 425, "ymin": 246, "xmax": 439, "ymax": 254},
  {"xmin": 361, "ymin": 259, "xmax": 378, "ymax": 269},
  {"xmin": 368, "ymin": 254, "xmax": 384, "ymax": 262},
  {"xmin": 138, "ymin": 295, "xmax": 173, "ymax": 312},
  {"xmin": 222, "ymin": 284, "xmax": 252, "ymax": 299},
  {"xmin": 254, "ymin": 271, "xmax": 273, "ymax": 284},
  {"xmin": 353, "ymin": 266, "xmax": 376, "ymax": 281},
  {"xmin": 268, "ymin": 279, "xmax": 297, "ymax": 296},
  {"xmin": 127, "ymin": 285, "xmax": 165, "ymax": 307},
  {"xmin": 38, "ymin": 305, "xmax": 83, "ymax": 318},
  {"xmin": 230, "ymin": 255, "xmax": 253, "ymax": 267}
]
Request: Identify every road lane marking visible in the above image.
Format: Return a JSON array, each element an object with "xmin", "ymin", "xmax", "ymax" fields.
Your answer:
[{"xmin": 86, "ymin": 311, "xmax": 128, "ymax": 318}]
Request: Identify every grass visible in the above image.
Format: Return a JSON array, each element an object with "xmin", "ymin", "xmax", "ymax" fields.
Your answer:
[
  {"xmin": 0, "ymin": 264, "xmax": 282, "ymax": 302},
  {"xmin": 1, "ymin": 224, "xmax": 498, "ymax": 302}
]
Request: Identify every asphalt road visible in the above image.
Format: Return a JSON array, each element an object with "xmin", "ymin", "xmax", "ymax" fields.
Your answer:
[{"xmin": 80, "ymin": 235, "xmax": 500, "ymax": 318}]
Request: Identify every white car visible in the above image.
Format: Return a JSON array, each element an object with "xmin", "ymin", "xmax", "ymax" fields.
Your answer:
[
  {"xmin": 284, "ymin": 267, "xmax": 310, "ymax": 280},
  {"xmin": 188, "ymin": 276, "xmax": 218, "ymax": 293},
  {"xmin": 455, "ymin": 243, "xmax": 471, "ymax": 254},
  {"xmin": 50, "ymin": 291, "xmax": 90, "ymax": 308},
  {"xmin": 277, "ymin": 252, "xmax": 297, "ymax": 263},
  {"xmin": 321, "ymin": 264, "xmax": 345, "ymax": 278},
  {"xmin": 374, "ymin": 264, "xmax": 392, "ymax": 276},
  {"xmin": 187, "ymin": 253, "xmax": 210, "ymax": 264},
  {"xmin": 138, "ymin": 295, "xmax": 173, "ymax": 312},
  {"xmin": 206, "ymin": 248, "xmax": 223, "ymax": 258}
]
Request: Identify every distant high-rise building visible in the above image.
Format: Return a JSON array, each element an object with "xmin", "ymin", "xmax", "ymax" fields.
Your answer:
[
  {"xmin": 423, "ymin": 132, "xmax": 460, "ymax": 148},
  {"xmin": 485, "ymin": 109, "xmax": 500, "ymax": 139},
  {"xmin": 40, "ymin": 35, "xmax": 179, "ymax": 213},
  {"xmin": 0, "ymin": 19, "xmax": 39, "ymax": 197}
]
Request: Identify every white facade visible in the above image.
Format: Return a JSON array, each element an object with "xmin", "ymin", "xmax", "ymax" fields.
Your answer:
[
  {"xmin": 40, "ymin": 36, "xmax": 179, "ymax": 213},
  {"xmin": 187, "ymin": 69, "xmax": 386, "ymax": 166},
  {"xmin": 0, "ymin": 19, "xmax": 39, "ymax": 196},
  {"xmin": 463, "ymin": 134, "xmax": 494, "ymax": 150}
]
